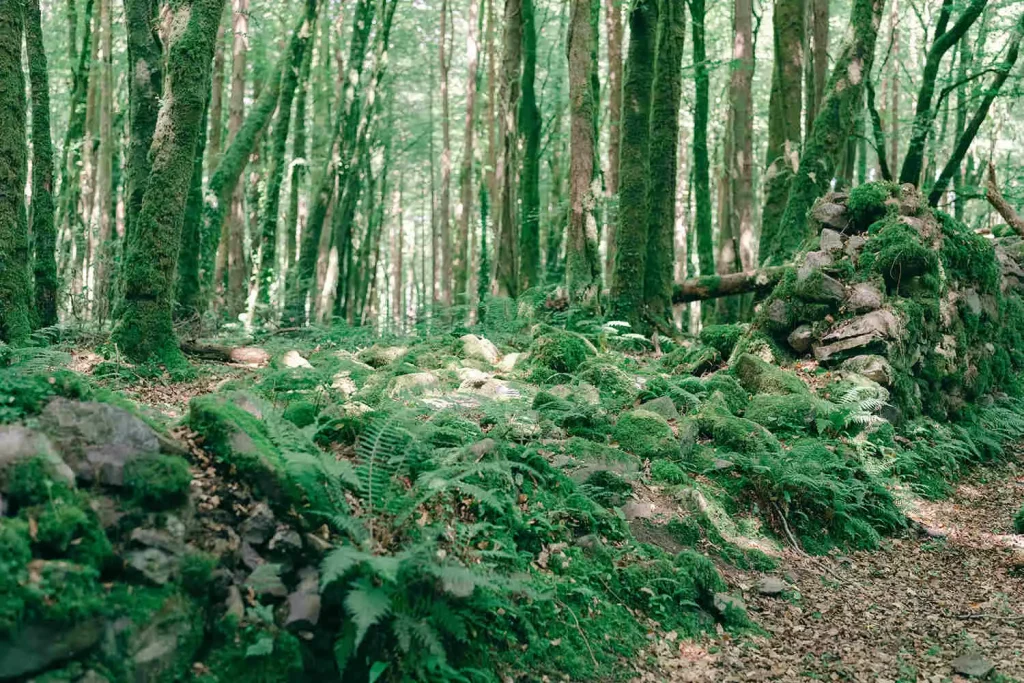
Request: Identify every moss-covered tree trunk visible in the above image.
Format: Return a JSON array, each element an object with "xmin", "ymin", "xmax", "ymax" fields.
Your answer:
[
  {"xmin": 689, "ymin": 0, "xmax": 714, "ymax": 283},
  {"xmin": 565, "ymin": 0, "xmax": 603, "ymax": 310},
  {"xmin": 603, "ymin": 0, "xmax": 623, "ymax": 282},
  {"xmin": 284, "ymin": 19, "xmax": 315, "ymax": 273},
  {"xmin": 455, "ymin": 0, "xmax": 484, "ymax": 302},
  {"xmin": 764, "ymin": 0, "xmax": 887, "ymax": 267},
  {"xmin": 494, "ymin": 0, "xmax": 523, "ymax": 298},
  {"xmin": 175, "ymin": 101, "xmax": 210, "ymax": 319},
  {"xmin": 0, "ymin": 0, "xmax": 32, "ymax": 344},
  {"xmin": 518, "ymin": 0, "xmax": 541, "ymax": 292},
  {"xmin": 113, "ymin": 0, "xmax": 224, "ymax": 367},
  {"xmin": 93, "ymin": 0, "xmax": 114, "ymax": 321},
  {"xmin": 805, "ymin": 0, "xmax": 829, "ymax": 135},
  {"xmin": 256, "ymin": 0, "xmax": 319, "ymax": 308},
  {"xmin": 26, "ymin": 0, "xmax": 58, "ymax": 328},
  {"xmin": 207, "ymin": 9, "xmax": 226, "ymax": 176},
  {"xmin": 759, "ymin": 0, "xmax": 804, "ymax": 265},
  {"xmin": 643, "ymin": 0, "xmax": 685, "ymax": 325},
  {"xmin": 125, "ymin": 0, "xmax": 164, "ymax": 245},
  {"xmin": 611, "ymin": 0, "xmax": 656, "ymax": 325},
  {"xmin": 439, "ymin": 0, "xmax": 453, "ymax": 306}
]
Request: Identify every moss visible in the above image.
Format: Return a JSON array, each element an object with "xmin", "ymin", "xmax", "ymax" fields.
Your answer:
[
  {"xmin": 575, "ymin": 360, "xmax": 637, "ymax": 404},
  {"xmin": 426, "ymin": 410, "xmax": 484, "ymax": 447},
  {"xmin": 650, "ymin": 460, "xmax": 688, "ymax": 485},
  {"xmin": 695, "ymin": 394, "xmax": 781, "ymax": 454},
  {"xmin": 530, "ymin": 331, "xmax": 595, "ymax": 375},
  {"xmin": 859, "ymin": 217, "xmax": 940, "ymax": 291},
  {"xmin": 846, "ymin": 181, "xmax": 894, "ymax": 227},
  {"xmin": 124, "ymin": 455, "xmax": 192, "ymax": 511},
  {"xmin": 5, "ymin": 456, "xmax": 75, "ymax": 510},
  {"xmin": 745, "ymin": 394, "xmax": 818, "ymax": 433},
  {"xmin": 660, "ymin": 344, "xmax": 721, "ymax": 376},
  {"xmin": 583, "ymin": 469, "xmax": 633, "ymax": 507},
  {"xmin": 613, "ymin": 409, "xmax": 677, "ymax": 459},
  {"xmin": 1015, "ymin": 506, "xmax": 1024, "ymax": 535},
  {"xmin": 937, "ymin": 211, "xmax": 1000, "ymax": 292},
  {"xmin": 700, "ymin": 325, "xmax": 744, "ymax": 357},
  {"xmin": 25, "ymin": 496, "xmax": 113, "ymax": 569},
  {"xmin": 637, "ymin": 376, "xmax": 702, "ymax": 414},
  {"xmin": 0, "ymin": 518, "xmax": 31, "ymax": 632},
  {"xmin": 179, "ymin": 551, "xmax": 217, "ymax": 598},
  {"xmin": 282, "ymin": 400, "xmax": 319, "ymax": 428},
  {"xmin": 731, "ymin": 353, "xmax": 808, "ymax": 396},
  {"xmin": 0, "ymin": 367, "xmax": 92, "ymax": 423}
]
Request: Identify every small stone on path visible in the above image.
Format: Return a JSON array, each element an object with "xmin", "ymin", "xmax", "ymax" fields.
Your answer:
[
  {"xmin": 950, "ymin": 653, "xmax": 994, "ymax": 678},
  {"xmin": 756, "ymin": 577, "xmax": 787, "ymax": 596}
]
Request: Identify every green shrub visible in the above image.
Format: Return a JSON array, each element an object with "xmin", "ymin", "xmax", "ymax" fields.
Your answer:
[
  {"xmin": 124, "ymin": 455, "xmax": 192, "ymax": 511},
  {"xmin": 613, "ymin": 410, "xmax": 676, "ymax": 459},
  {"xmin": 282, "ymin": 400, "xmax": 318, "ymax": 428},
  {"xmin": 426, "ymin": 410, "xmax": 483, "ymax": 447}
]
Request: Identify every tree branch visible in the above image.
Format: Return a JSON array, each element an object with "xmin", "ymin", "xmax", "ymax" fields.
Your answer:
[
  {"xmin": 672, "ymin": 267, "xmax": 789, "ymax": 304},
  {"xmin": 985, "ymin": 162, "xmax": 1024, "ymax": 237}
]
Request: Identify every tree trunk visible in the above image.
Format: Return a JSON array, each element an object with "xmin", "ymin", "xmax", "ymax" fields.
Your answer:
[
  {"xmin": 899, "ymin": 0, "xmax": 988, "ymax": 185},
  {"xmin": 455, "ymin": 0, "xmax": 484, "ymax": 302},
  {"xmin": 93, "ymin": 0, "xmax": 114, "ymax": 321},
  {"xmin": 392, "ymin": 175, "xmax": 404, "ymax": 330},
  {"xmin": 690, "ymin": 0, "xmax": 714, "ymax": 281},
  {"xmin": 256, "ymin": 0, "xmax": 320, "ymax": 308},
  {"xmin": 603, "ymin": 0, "xmax": 623, "ymax": 281},
  {"xmin": 113, "ymin": 0, "xmax": 224, "ymax": 367},
  {"xmin": 26, "ymin": 0, "xmax": 58, "ymax": 328},
  {"xmin": 760, "ymin": 0, "xmax": 804, "ymax": 265},
  {"xmin": 805, "ymin": 0, "xmax": 829, "ymax": 134},
  {"xmin": 175, "ymin": 101, "xmax": 210, "ymax": 320},
  {"xmin": 439, "ymin": 0, "xmax": 453, "ymax": 306},
  {"xmin": 124, "ymin": 0, "xmax": 163, "ymax": 246},
  {"xmin": 565, "ymin": 0, "xmax": 603, "ymax": 310},
  {"xmin": 207, "ymin": 8, "xmax": 227, "ymax": 176},
  {"xmin": 518, "ymin": 0, "xmax": 541, "ymax": 291},
  {"xmin": 765, "ymin": 0, "xmax": 887, "ymax": 267},
  {"xmin": 285, "ymin": 12, "xmax": 317, "ymax": 273},
  {"xmin": 494, "ymin": 0, "xmax": 523, "ymax": 297},
  {"xmin": 0, "ymin": 0, "xmax": 32, "ymax": 344},
  {"xmin": 219, "ymin": 0, "xmax": 249, "ymax": 317},
  {"xmin": 643, "ymin": 0, "xmax": 686, "ymax": 325},
  {"xmin": 611, "ymin": 0, "xmax": 656, "ymax": 325},
  {"xmin": 673, "ymin": 266, "xmax": 788, "ymax": 303},
  {"xmin": 484, "ymin": 0, "xmax": 498, "ymax": 227},
  {"xmin": 986, "ymin": 162, "xmax": 1024, "ymax": 236}
]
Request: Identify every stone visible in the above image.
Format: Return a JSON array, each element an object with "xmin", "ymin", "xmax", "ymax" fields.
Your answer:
[
  {"xmin": 268, "ymin": 527, "xmax": 303, "ymax": 554},
  {"xmin": 819, "ymin": 228, "xmax": 844, "ymax": 253},
  {"xmin": 285, "ymin": 590, "xmax": 322, "ymax": 631},
  {"xmin": 840, "ymin": 355, "xmax": 893, "ymax": 386},
  {"xmin": 496, "ymin": 352, "xmax": 521, "ymax": 373},
  {"xmin": 304, "ymin": 532, "xmax": 332, "ymax": 554},
  {"xmin": 79, "ymin": 671, "xmax": 111, "ymax": 683},
  {"xmin": 813, "ymin": 309, "xmax": 903, "ymax": 362},
  {"xmin": 280, "ymin": 350, "xmax": 313, "ymax": 369},
  {"xmin": 0, "ymin": 425, "xmax": 75, "ymax": 493},
  {"xmin": 622, "ymin": 501, "xmax": 655, "ymax": 521},
  {"xmin": 640, "ymin": 396, "xmax": 679, "ymax": 421},
  {"xmin": 224, "ymin": 585, "xmax": 245, "ymax": 621},
  {"xmin": 130, "ymin": 528, "xmax": 185, "ymax": 555},
  {"xmin": 0, "ymin": 619, "xmax": 105, "ymax": 680},
  {"xmin": 846, "ymin": 282, "xmax": 884, "ymax": 313},
  {"xmin": 126, "ymin": 548, "xmax": 175, "ymax": 586},
  {"xmin": 240, "ymin": 541, "xmax": 265, "ymax": 571},
  {"xmin": 810, "ymin": 201, "xmax": 850, "ymax": 231},
  {"xmin": 458, "ymin": 377, "xmax": 521, "ymax": 401},
  {"xmin": 797, "ymin": 250, "xmax": 834, "ymax": 280},
  {"xmin": 963, "ymin": 288, "xmax": 983, "ymax": 316},
  {"xmin": 766, "ymin": 298, "xmax": 790, "ymax": 327},
  {"xmin": 130, "ymin": 595, "xmax": 200, "ymax": 683},
  {"xmin": 711, "ymin": 458, "xmax": 734, "ymax": 471},
  {"xmin": 331, "ymin": 372, "xmax": 358, "ymax": 398},
  {"xmin": 240, "ymin": 503, "xmax": 277, "ymax": 546},
  {"xmin": 713, "ymin": 593, "xmax": 746, "ymax": 616},
  {"xmin": 757, "ymin": 577, "xmax": 787, "ymax": 596},
  {"xmin": 950, "ymin": 654, "xmax": 994, "ymax": 678},
  {"xmin": 787, "ymin": 325, "xmax": 814, "ymax": 354},
  {"xmin": 456, "ymin": 366, "xmax": 492, "ymax": 384},
  {"xmin": 845, "ymin": 234, "xmax": 867, "ymax": 261},
  {"xmin": 38, "ymin": 399, "xmax": 162, "ymax": 486},
  {"xmin": 387, "ymin": 372, "xmax": 439, "ymax": 397},
  {"xmin": 245, "ymin": 564, "xmax": 288, "ymax": 599},
  {"xmin": 460, "ymin": 334, "xmax": 500, "ymax": 365}
]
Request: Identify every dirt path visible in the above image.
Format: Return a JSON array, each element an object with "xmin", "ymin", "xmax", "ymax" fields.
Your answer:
[{"xmin": 637, "ymin": 460, "xmax": 1024, "ymax": 682}]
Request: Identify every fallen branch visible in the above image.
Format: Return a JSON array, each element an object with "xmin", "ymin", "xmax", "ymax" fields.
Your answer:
[
  {"xmin": 985, "ymin": 162, "xmax": 1024, "ymax": 238},
  {"xmin": 180, "ymin": 341, "xmax": 270, "ymax": 367},
  {"xmin": 672, "ymin": 267, "xmax": 789, "ymax": 304}
]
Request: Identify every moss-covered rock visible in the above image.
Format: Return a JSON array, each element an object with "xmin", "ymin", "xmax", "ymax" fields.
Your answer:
[
  {"xmin": 699, "ymin": 324, "xmax": 745, "ymax": 357},
  {"xmin": 613, "ymin": 409, "xmax": 677, "ymax": 459},
  {"xmin": 695, "ymin": 395, "xmax": 781, "ymax": 454},
  {"xmin": 282, "ymin": 400, "xmax": 319, "ymax": 428},
  {"xmin": 124, "ymin": 454, "xmax": 192, "ymax": 511},
  {"xmin": 731, "ymin": 353, "xmax": 808, "ymax": 396},
  {"xmin": 745, "ymin": 394, "xmax": 818, "ymax": 433},
  {"xmin": 529, "ymin": 331, "xmax": 595, "ymax": 375},
  {"xmin": 575, "ymin": 360, "xmax": 637, "ymax": 403}
]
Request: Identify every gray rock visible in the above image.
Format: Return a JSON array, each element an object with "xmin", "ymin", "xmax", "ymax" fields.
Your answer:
[
  {"xmin": 240, "ymin": 541, "xmax": 266, "ymax": 571},
  {"xmin": 129, "ymin": 595, "xmax": 199, "ymax": 683},
  {"xmin": 950, "ymin": 653, "xmax": 994, "ymax": 678},
  {"xmin": 126, "ymin": 548, "xmax": 175, "ymax": 586},
  {"xmin": 387, "ymin": 372, "xmax": 439, "ymax": 397},
  {"xmin": 460, "ymin": 334, "xmax": 500, "ymax": 365},
  {"xmin": 0, "ymin": 619, "xmax": 105, "ymax": 680},
  {"xmin": 840, "ymin": 355, "xmax": 893, "ymax": 386},
  {"xmin": 0, "ymin": 425, "xmax": 75, "ymax": 493},
  {"xmin": 845, "ymin": 235, "xmax": 867, "ymax": 261},
  {"xmin": 757, "ymin": 577, "xmax": 787, "ymax": 596},
  {"xmin": 810, "ymin": 202, "xmax": 850, "ymax": 231},
  {"xmin": 641, "ymin": 396, "xmax": 679, "ymax": 421},
  {"xmin": 622, "ymin": 501, "xmax": 655, "ymax": 521},
  {"xmin": 268, "ymin": 527, "xmax": 302, "ymax": 554},
  {"xmin": 713, "ymin": 593, "xmax": 746, "ymax": 616},
  {"xmin": 766, "ymin": 298, "xmax": 790, "ymax": 327},
  {"xmin": 797, "ymin": 250, "xmax": 834, "ymax": 279},
  {"xmin": 787, "ymin": 325, "xmax": 814, "ymax": 354},
  {"xmin": 677, "ymin": 418, "xmax": 700, "ymax": 459},
  {"xmin": 285, "ymin": 590, "xmax": 321, "ymax": 631},
  {"xmin": 711, "ymin": 458, "xmax": 734, "ymax": 471},
  {"xmin": 38, "ymin": 399, "xmax": 162, "ymax": 486},
  {"xmin": 245, "ymin": 563, "xmax": 288, "ymax": 600},
  {"xmin": 819, "ymin": 228, "xmax": 844, "ymax": 253},
  {"xmin": 963, "ymin": 288, "xmax": 983, "ymax": 316},
  {"xmin": 239, "ymin": 503, "xmax": 277, "ymax": 546},
  {"xmin": 846, "ymin": 282, "xmax": 884, "ymax": 313},
  {"xmin": 130, "ymin": 528, "xmax": 185, "ymax": 555},
  {"xmin": 813, "ymin": 309, "xmax": 903, "ymax": 362},
  {"xmin": 224, "ymin": 585, "xmax": 245, "ymax": 621},
  {"xmin": 796, "ymin": 271, "xmax": 845, "ymax": 303}
]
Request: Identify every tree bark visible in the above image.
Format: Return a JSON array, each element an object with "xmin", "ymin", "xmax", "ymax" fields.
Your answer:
[
  {"xmin": 124, "ymin": 0, "xmax": 163, "ymax": 246},
  {"xmin": 760, "ymin": 0, "xmax": 804, "ymax": 265},
  {"xmin": 689, "ymin": 0, "xmax": 714, "ymax": 282},
  {"xmin": 26, "ymin": 0, "xmax": 58, "ymax": 328},
  {"xmin": 455, "ymin": 0, "xmax": 484, "ymax": 302},
  {"xmin": 643, "ymin": 0, "xmax": 686, "ymax": 325},
  {"xmin": 113, "ymin": 0, "xmax": 224, "ymax": 367},
  {"xmin": 285, "ymin": 17, "xmax": 316, "ymax": 273},
  {"xmin": 207, "ymin": 8, "xmax": 227, "ymax": 176},
  {"xmin": 0, "ymin": 0, "xmax": 31, "ymax": 344},
  {"xmin": 494, "ymin": 0, "xmax": 523, "ymax": 297},
  {"xmin": 672, "ymin": 267, "xmax": 789, "ymax": 303},
  {"xmin": 175, "ymin": 100, "xmax": 210, "ymax": 320},
  {"xmin": 766, "ymin": 0, "xmax": 887, "ymax": 267},
  {"xmin": 93, "ymin": 0, "xmax": 114, "ymax": 321},
  {"xmin": 603, "ymin": 0, "xmax": 623, "ymax": 281},
  {"xmin": 518, "ymin": 0, "xmax": 541, "ymax": 291},
  {"xmin": 439, "ymin": 0, "xmax": 454, "ymax": 306},
  {"xmin": 611, "ymin": 0, "xmax": 656, "ymax": 325},
  {"xmin": 565, "ymin": 0, "xmax": 603, "ymax": 310},
  {"xmin": 865, "ymin": 78, "xmax": 893, "ymax": 180},
  {"xmin": 986, "ymin": 163, "xmax": 1024, "ymax": 237},
  {"xmin": 805, "ymin": 0, "xmax": 829, "ymax": 134}
]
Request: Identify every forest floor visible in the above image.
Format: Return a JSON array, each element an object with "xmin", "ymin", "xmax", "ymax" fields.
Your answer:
[{"xmin": 637, "ymin": 458, "xmax": 1024, "ymax": 683}]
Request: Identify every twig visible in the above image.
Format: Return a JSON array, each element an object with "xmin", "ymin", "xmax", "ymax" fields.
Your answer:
[
  {"xmin": 951, "ymin": 611, "xmax": 1024, "ymax": 622},
  {"xmin": 557, "ymin": 600, "xmax": 599, "ymax": 670},
  {"xmin": 772, "ymin": 502, "xmax": 806, "ymax": 556}
]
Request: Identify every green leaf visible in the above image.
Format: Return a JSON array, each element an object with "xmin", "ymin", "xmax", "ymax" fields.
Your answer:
[
  {"xmin": 245, "ymin": 635, "xmax": 275, "ymax": 658},
  {"xmin": 344, "ymin": 578, "xmax": 392, "ymax": 647},
  {"xmin": 368, "ymin": 662, "xmax": 388, "ymax": 683}
]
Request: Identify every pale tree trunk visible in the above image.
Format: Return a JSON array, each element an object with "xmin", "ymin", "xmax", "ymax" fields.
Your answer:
[
  {"xmin": 805, "ymin": 0, "xmax": 829, "ymax": 135},
  {"xmin": 494, "ymin": 0, "xmax": 523, "ymax": 297},
  {"xmin": 455, "ymin": 0, "xmax": 483, "ymax": 303},
  {"xmin": 391, "ymin": 176, "xmax": 404, "ymax": 330},
  {"xmin": 78, "ymin": 7, "xmax": 100, "ymax": 312},
  {"xmin": 518, "ymin": 0, "xmax": 541, "ymax": 290},
  {"xmin": 887, "ymin": 0, "xmax": 898, "ymax": 174},
  {"xmin": 207, "ymin": 10, "xmax": 227, "ymax": 176},
  {"xmin": 485, "ymin": 0, "xmax": 498, "ymax": 224},
  {"xmin": 439, "ymin": 0, "xmax": 453, "ymax": 306},
  {"xmin": 219, "ymin": 0, "xmax": 249, "ymax": 317},
  {"xmin": 565, "ymin": 0, "xmax": 602, "ymax": 310},
  {"xmin": 725, "ymin": 0, "xmax": 755, "ymax": 295},
  {"xmin": 603, "ymin": 0, "xmax": 623, "ymax": 283},
  {"xmin": 94, "ymin": 0, "xmax": 114, "ymax": 322}
]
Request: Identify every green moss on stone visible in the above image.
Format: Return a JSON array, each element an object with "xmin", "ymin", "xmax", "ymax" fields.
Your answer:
[
  {"xmin": 745, "ymin": 393, "xmax": 818, "ymax": 433},
  {"xmin": 282, "ymin": 400, "xmax": 319, "ymax": 428},
  {"xmin": 124, "ymin": 454, "xmax": 192, "ymax": 511},
  {"xmin": 613, "ymin": 409, "xmax": 677, "ymax": 459},
  {"xmin": 731, "ymin": 353, "xmax": 808, "ymax": 396},
  {"xmin": 530, "ymin": 331, "xmax": 595, "ymax": 375},
  {"xmin": 699, "ymin": 325, "xmax": 745, "ymax": 356},
  {"xmin": 846, "ymin": 182, "xmax": 894, "ymax": 227}
]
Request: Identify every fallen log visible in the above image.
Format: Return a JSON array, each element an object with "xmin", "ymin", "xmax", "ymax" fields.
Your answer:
[
  {"xmin": 180, "ymin": 342, "xmax": 270, "ymax": 367},
  {"xmin": 986, "ymin": 162, "xmax": 1024, "ymax": 238},
  {"xmin": 672, "ymin": 267, "xmax": 789, "ymax": 304}
]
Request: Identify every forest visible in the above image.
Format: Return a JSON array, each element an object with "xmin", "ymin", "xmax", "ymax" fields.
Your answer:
[{"xmin": 2, "ymin": 0, "xmax": 1024, "ymax": 680}]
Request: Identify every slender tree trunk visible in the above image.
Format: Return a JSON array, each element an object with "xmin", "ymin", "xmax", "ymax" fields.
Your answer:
[
  {"xmin": 439, "ymin": 0, "xmax": 454, "ymax": 306},
  {"xmin": 485, "ymin": 0, "xmax": 498, "ymax": 222},
  {"xmin": 219, "ymin": 0, "xmax": 249, "ymax": 317},
  {"xmin": 805, "ymin": 0, "xmax": 829, "ymax": 135},
  {"xmin": 518, "ymin": 0, "xmax": 541, "ymax": 291},
  {"xmin": 565, "ymin": 0, "xmax": 603, "ymax": 310},
  {"xmin": 392, "ymin": 174, "xmax": 404, "ymax": 329},
  {"xmin": 690, "ymin": 0, "xmax": 714, "ymax": 282},
  {"xmin": 603, "ymin": 0, "xmax": 623, "ymax": 282},
  {"xmin": 27, "ymin": 0, "xmax": 58, "ymax": 328},
  {"xmin": 207, "ymin": 9, "xmax": 227, "ymax": 176},
  {"xmin": 765, "ymin": 0, "xmax": 887, "ymax": 267},
  {"xmin": 494, "ymin": 0, "xmax": 523, "ymax": 297},
  {"xmin": 93, "ymin": 0, "xmax": 114, "ymax": 321},
  {"xmin": 114, "ymin": 0, "xmax": 224, "ymax": 366},
  {"xmin": 176, "ymin": 100, "xmax": 210, "ymax": 319},
  {"xmin": 79, "ymin": 8, "xmax": 100, "ymax": 311},
  {"xmin": 285, "ymin": 14, "xmax": 316, "ymax": 274},
  {"xmin": 0, "ymin": 0, "xmax": 32, "ymax": 343},
  {"xmin": 611, "ymin": 0, "xmax": 656, "ymax": 325},
  {"xmin": 455, "ymin": 0, "xmax": 484, "ymax": 302},
  {"xmin": 887, "ymin": 0, "xmax": 898, "ymax": 174},
  {"xmin": 760, "ymin": 0, "xmax": 804, "ymax": 265},
  {"xmin": 643, "ymin": 0, "xmax": 686, "ymax": 325}
]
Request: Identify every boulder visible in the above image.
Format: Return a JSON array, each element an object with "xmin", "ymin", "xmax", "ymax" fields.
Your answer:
[
  {"xmin": 129, "ymin": 595, "xmax": 201, "ymax": 683},
  {"xmin": 0, "ymin": 619, "xmax": 105, "ymax": 680},
  {"xmin": 496, "ymin": 353, "xmax": 521, "ymax": 373},
  {"xmin": 819, "ymin": 228, "xmax": 844, "ymax": 254},
  {"xmin": 813, "ymin": 309, "xmax": 903, "ymax": 362},
  {"xmin": 0, "ymin": 425, "xmax": 75, "ymax": 493},
  {"xmin": 797, "ymin": 250, "xmax": 834, "ymax": 280},
  {"xmin": 840, "ymin": 355, "xmax": 893, "ymax": 386},
  {"xmin": 795, "ymin": 271, "xmax": 846, "ymax": 303},
  {"xmin": 387, "ymin": 372, "xmax": 440, "ymax": 397},
  {"xmin": 239, "ymin": 503, "xmax": 277, "ymax": 546},
  {"xmin": 845, "ymin": 234, "xmax": 867, "ymax": 262},
  {"xmin": 640, "ymin": 396, "xmax": 679, "ymax": 421},
  {"xmin": 126, "ymin": 548, "xmax": 176, "ymax": 586},
  {"xmin": 733, "ymin": 354, "xmax": 809, "ymax": 396},
  {"xmin": 787, "ymin": 325, "xmax": 814, "ymax": 354},
  {"xmin": 38, "ymin": 399, "xmax": 162, "ymax": 487},
  {"xmin": 757, "ymin": 577, "xmax": 787, "ymax": 596},
  {"xmin": 284, "ymin": 568, "xmax": 321, "ymax": 631},
  {"xmin": 846, "ymin": 282, "xmax": 884, "ymax": 313},
  {"xmin": 713, "ymin": 593, "xmax": 747, "ymax": 616},
  {"xmin": 950, "ymin": 654, "xmax": 994, "ymax": 678},
  {"xmin": 810, "ymin": 202, "xmax": 850, "ymax": 231},
  {"xmin": 279, "ymin": 350, "xmax": 313, "ymax": 369},
  {"xmin": 458, "ymin": 377, "xmax": 521, "ymax": 401},
  {"xmin": 460, "ymin": 334, "xmax": 500, "ymax": 365}
]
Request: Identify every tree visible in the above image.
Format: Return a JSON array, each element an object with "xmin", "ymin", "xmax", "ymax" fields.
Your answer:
[
  {"xmin": 689, "ymin": 0, "xmax": 714, "ymax": 282},
  {"xmin": 113, "ymin": 0, "xmax": 224, "ymax": 367},
  {"xmin": 611, "ymin": 0, "xmax": 656, "ymax": 325},
  {"xmin": 518, "ymin": 0, "xmax": 541, "ymax": 291},
  {"xmin": 439, "ymin": 0, "xmax": 453, "ymax": 306},
  {"xmin": 0, "ymin": 0, "xmax": 32, "ymax": 344},
  {"xmin": 566, "ymin": 0, "xmax": 602, "ymax": 309},
  {"xmin": 764, "ymin": 0, "xmax": 888, "ymax": 267},
  {"xmin": 494, "ymin": 0, "xmax": 524, "ymax": 297},
  {"xmin": 455, "ymin": 0, "xmax": 484, "ymax": 301},
  {"xmin": 603, "ymin": 0, "xmax": 624, "ymax": 281},
  {"xmin": 124, "ymin": 0, "xmax": 162, "ymax": 245},
  {"xmin": 26, "ymin": 0, "xmax": 58, "ymax": 328}
]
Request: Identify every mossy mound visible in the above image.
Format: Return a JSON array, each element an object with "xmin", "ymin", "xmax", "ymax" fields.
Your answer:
[
  {"xmin": 613, "ymin": 409, "xmax": 677, "ymax": 459},
  {"xmin": 528, "ymin": 330, "xmax": 595, "ymax": 376}
]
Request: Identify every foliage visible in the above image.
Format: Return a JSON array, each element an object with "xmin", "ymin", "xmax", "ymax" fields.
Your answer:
[
  {"xmin": 613, "ymin": 409, "xmax": 676, "ymax": 459},
  {"xmin": 528, "ymin": 330, "xmax": 594, "ymax": 377},
  {"xmin": 124, "ymin": 454, "xmax": 192, "ymax": 511}
]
